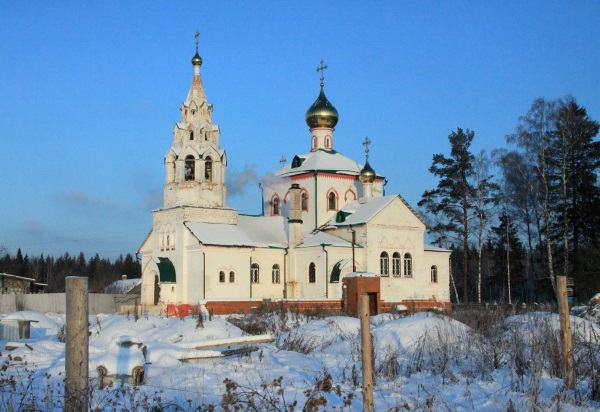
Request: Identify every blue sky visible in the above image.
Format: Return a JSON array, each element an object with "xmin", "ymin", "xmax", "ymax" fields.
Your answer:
[{"xmin": 1, "ymin": 1, "xmax": 599, "ymax": 261}]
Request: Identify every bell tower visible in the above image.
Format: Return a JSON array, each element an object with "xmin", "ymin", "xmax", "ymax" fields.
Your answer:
[{"xmin": 163, "ymin": 32, "xmax": 227, "ymax": 209}]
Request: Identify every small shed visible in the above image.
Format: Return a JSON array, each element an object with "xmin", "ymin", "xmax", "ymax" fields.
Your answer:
[
  {"xmin": 343, "ymin": 272, "xmax": 380, "ymax": 316},
  {"xmin": 0, "ymin": 273, "xmax": 45, "ymax": 294},
  {"xmin": 0, "ymin": 319, "xmax": 39, "ymax": 339}
]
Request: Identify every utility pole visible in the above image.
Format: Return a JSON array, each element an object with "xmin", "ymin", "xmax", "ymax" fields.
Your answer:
[
  {"xmin": 65, "ymin": 277, "xmax": 89, "ymax": 411},
  {"xmin": 359, "ymin": 294, "xmax": 374, "ymax": 411}
]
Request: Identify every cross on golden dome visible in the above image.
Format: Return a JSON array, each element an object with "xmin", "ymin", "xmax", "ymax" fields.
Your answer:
[{"xmin": 316, "ymin": 60, "xmax": 328, "ymax": 86}]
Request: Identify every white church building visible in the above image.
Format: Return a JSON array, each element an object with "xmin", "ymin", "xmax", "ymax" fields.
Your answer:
[{"xmin": 138, "ymin": 40, "xmax": 451, "ymax": 315}]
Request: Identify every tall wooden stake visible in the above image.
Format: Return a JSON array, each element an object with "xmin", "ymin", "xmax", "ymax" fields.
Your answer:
[
  {"xmin": 65, "ymin": 277, "xmax": 89, "ymax": 411},
  {"xmin": 359, "ymin": 294, "xmax": 374, "ymax": 411},
  {"xmin": 557, "ymin": 275, "xmax": 575, "ymax": 389}
]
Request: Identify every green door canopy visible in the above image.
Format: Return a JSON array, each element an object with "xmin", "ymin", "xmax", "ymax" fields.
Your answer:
[
  {"xmin": 331, "ymin": 260, "xmax": 344, "ymax": 283},
  {"xmin": 157, "ymin": 257, "xmax": 176, "ymax": 283}
]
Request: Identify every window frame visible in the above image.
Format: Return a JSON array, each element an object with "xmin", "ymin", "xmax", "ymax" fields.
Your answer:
[
  {"xmin": 272, "ymin": 264, "xmax": 280, "ymax": 284},
  {"xmin": 380, "ymin": 252, "xmax": 389, "ymax": 277},
  {"xmin": 271, "ymin": 195, "xmax": 280, "ymax": 216},
  {"xmin": 392, "ymin": 252, "xmax": 401, "ymax": 277},
  {"xmin": 430, "ymin": 266, "xmax": 438, "ymax": 283},
  {"xmin": 301, "ymin": 191, "xmax": 308, "ymax": 211},
  {"xmin": 404, "ymin": 253, "xmax": 413, "ymax": 278},
  {"xmin": 251, "ymin": 263, "xmax": 259, "ymax": 284},
  {"xmin": 308, "ymin": 262, "xmax": 316, "ymax": 283},
  {"xmin": 327, "ymin": 191, "xmax": 337, "ymax": 211}
]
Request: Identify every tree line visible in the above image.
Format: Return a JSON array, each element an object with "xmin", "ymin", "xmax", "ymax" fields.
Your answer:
[
  {"xmin": 0, "ymin": 248, "xmax": 141, "ymax": 293},
  {"xmin": 419, "ymin": 96, "xmax": 600, "ymax": 305}
]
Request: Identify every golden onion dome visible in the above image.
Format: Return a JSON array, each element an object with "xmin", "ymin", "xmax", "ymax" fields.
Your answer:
[
  {"xmin": 359, "ymin": 160, "xmax": 376, "ymax": 183},
  {"xmin": 305, "ymin": 86, "xmax": 339, "ymax": 129},
  {"xmin": 191, "ymin": 52, "xmax": 203, "ymax": 66}
]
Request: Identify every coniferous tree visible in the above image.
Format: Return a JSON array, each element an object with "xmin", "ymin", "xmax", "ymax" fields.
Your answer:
[
  {"xmin": 419, "ymin": 128, "xmax": 477, "ymax": 303},
  {"xmin": 551, "ymin": 98, "xmax": 600, "ymax": 300}
]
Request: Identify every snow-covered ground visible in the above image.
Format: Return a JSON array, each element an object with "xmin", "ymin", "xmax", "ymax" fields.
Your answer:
[{"xmin": 1, "ymin": 309, "xmax": 599, "ymax": 411}]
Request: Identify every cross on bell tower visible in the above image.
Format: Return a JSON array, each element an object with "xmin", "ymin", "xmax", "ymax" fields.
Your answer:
[{"xmin": 363, "ymin": 136, "xmax": 372, "ymax": 160}]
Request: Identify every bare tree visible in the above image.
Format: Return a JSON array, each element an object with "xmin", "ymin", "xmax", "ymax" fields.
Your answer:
[
  {"xmin": 507, "ymin": 98, "xmax": 558, "ymax": 297},
  {"xmin": 472, "ymin": 150, "xmax": 499, "ymax": 303}
]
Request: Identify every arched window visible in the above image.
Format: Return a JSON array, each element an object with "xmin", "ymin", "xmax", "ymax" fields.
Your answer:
[
  {"xmin": 380, "ymin": 252, "xmax": 389, "ymax": 276},
  {"xmin": 431, "ymin": 266, "xmax": 438, "ymax": 283},
  {"xmin": 229, "ymin": 271, "xmax": 235, "ymax": 283},
  {"xmin": 404, "ymin": 253, "xmax": 413, "ymax": 278},
  {"xmin": 272, "ymin": 264, "xmax": 280, "ymax": 283},
  {"xmin": 184, "ymin": 155, "xmax": 195, "ymax": 181},
  {"xmin": 328, "ymin": 191, "xmax": 337, "ymax": 211},
  {"xmin": 325, "ymin": 136, "xmax": 331, "ymax": 149},
  {"xmin": 308, "ymin": 262, "xmax": 316, "ymax": 283},
  {"xmin": 190, "ymin": 131, "xmax": 194, "ymax": 140},
  {"xmin": 392, "ymin": 252, "xmax": 401, "ymax": 277},
  {"xmin": 272, "ymin": 196, "xmax": 280, "ymax": 216},
  {"xmin": 301, "ymin": 191, "xmax": 308, "ymax": 211},
  {"xmin": 251, "ymin": 263, "xmax": 259, "ymax": 283},
  {"xmin": 312, "ymin": 136, "xmax": 317, "ymax": 150},
  {"xmin": 219, "ymin": 271, "xmax": 225, "ymax": 283},
  {"xmin": 204, "ymin": 157, "xmax": 213, "ymax": 181}
]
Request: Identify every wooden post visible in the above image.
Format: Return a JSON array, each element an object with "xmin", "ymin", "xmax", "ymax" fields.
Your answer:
[
  {"xmin": 359, "ymin": 294, "xmax": 374, "ymax": 412},
  {"xmin": 557, "ymin": 275, "xmax": 575, "ymax": 389},
  {"xmin": 65, "ymin": 277, "xmax": 89, "ymax": 411}
]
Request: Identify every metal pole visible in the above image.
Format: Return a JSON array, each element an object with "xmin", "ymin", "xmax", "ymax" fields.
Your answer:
[
  {"xmin": 359, "ymin": 294, "xmax": 374, "ymax": 411},
  {"xmin": 351, "ymin": 226, "xmax": 356, "ymax": 272},
  {"xmin": 65, "ymin": 276, "xmax": 89, "ymax": 412}
]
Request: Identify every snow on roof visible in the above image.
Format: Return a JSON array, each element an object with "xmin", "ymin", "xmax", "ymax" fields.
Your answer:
[
  {"xmin": 105, "ymin": 278, "xmax": 142, "ymax": 294},
  {"xmin": 296, "ymin": 231, "xmax": 352, "ymax": 248},
  {"xmin": 0, "ymin": 273, "xmax": 36, "ymax": 282},
  {"xmin": 325, "ymin": 195, "xmax": 397, "ymax": 227},
  {"xmin": 424, "ymin": 244, "xmax": 452, "ymax": 253},
  {"xmin": 238, "ymin": 215, "xmax": 288, "ymax": 247},
  {"xmin": 276, "ymin": 150, "xmax": 367, "ymax": 177},
  {"xmin": 185, "ymin": 216, "xmax": 288, "ymax": 248}
]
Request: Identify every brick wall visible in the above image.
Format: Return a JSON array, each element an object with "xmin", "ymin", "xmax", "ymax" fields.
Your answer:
[{"xmin": 164, "ymin": 298, "xmax": 450, "ymax": 318}]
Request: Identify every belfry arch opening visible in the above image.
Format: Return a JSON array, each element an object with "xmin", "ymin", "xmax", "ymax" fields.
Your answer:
[
  {"xmin": 184, "ymin": 155, "xmax": 195, "ymax": 181},
  {"xmin": 205, "ymin": 157, "xmax": 213, "ymax": 181}
]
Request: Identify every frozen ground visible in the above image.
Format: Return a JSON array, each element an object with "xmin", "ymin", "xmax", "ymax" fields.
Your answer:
[{"xmin": 0, "ymin": 308, "xmax": 599, "ymax": 411}]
